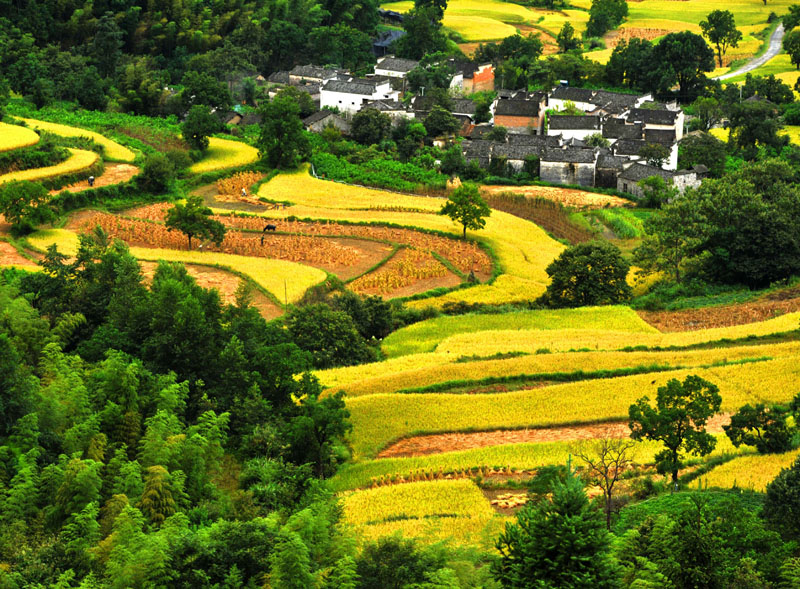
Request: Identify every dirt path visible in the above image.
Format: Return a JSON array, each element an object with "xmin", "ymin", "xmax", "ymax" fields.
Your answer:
[
  {"xmin": 715, "ymin": 23, "xmax": 785, "ymax": 81},
  {"xmin": 377, "ymin": 414, "xmax": 731, "ymax": 458},
  {"xmin": 0, "ymin": 241, "xmax": 39, "ymax": 268},
  {"xmin": 49, "ymin": 163, "xmax": 139, "ymax": 195}
]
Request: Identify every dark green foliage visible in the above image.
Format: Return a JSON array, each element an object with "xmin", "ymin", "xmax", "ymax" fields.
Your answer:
[
  {"xmin": 137, "ymin": 153, "xmax": 175, "ymax": 194},
  {"xmin": 286, "ymin": 303, "xmax": 377, "ymax": 368},
  {"xmin": 650, "ymin": 32, "xmax": 715, "ymax": 102},
  {"xmin": 258, "ymin": 94, "xmax": 311, "ymax": 169},
  {"xmin": 351, "ymin": 108, "xmax": 392, "ymax": 146},
  {"xmin": 629, "ymin": 375, "xmax": 722, "ymax": 485},
  {"xmin": 440, "ymin": 182, "xmax": 491, "ymax": 238},
  {"xmin": 784, "ymin": 29, "xmax": 800, "ymax": 69},
  {"xmin": 181, "ymin": 105, "xmax": 221, "ymax": 152},
  {"xmin": 678, "ymin": 131, "xmax": 726, "ymax": 177},
  {"xmin": 605, "ymin": 38, "xmax": 655, "ymax": 90},
  {"xmin": 556, "ymin": 22, "xmax": 580, "ymax": 52},
  {"xmin": 392, "ymin": 118, "xmax": 427, "ymax": 161},
  {"xmin": 586, "ymin": 0, "xmax": 628, "ymax": 38},
  {"xmin": 0, "ymin": 180, "xmax": 55, "ymax": 234},
  {"xmin": 764, "ymin": 457, "xmax": 800, "ymax": 540},
  {"xmin": 493, "ymin": 468, "xmax": 617, "ymax": 588},
  {"xmin": 180, "ymin": 70, "xmax": 231, "ymax": 113},
  {"xmin": 0, "ymin": 134, "xmax": 69, "ymax": 174},
  {"xmin": 728, "ymin": 99, "xmax": 788, "ymax": 160},
  {"xmin": 425, "ymin": 105, "xmax": 461, "ymax": 138},
  {"xmin": 638, "ymin": 142, "xmax": 670, "ymax": 167},
  {"xmin": 331, "ymin": 291, "xmax": 394, "ymax": 340},
  {"xmin": 308, "ymin": 24, "xmax": 374, "ymax": 72},
  {"xmin": 275, "ymin": 86, "xmax": 317, "ymax": 119},
  {"xmin": 700, "ymin": 10, "xmax": 742, "ymax": 67},
  {"xmin": 724, "ymin": 404, "xmax": 794, "ymax": 454},
  {"xmin": 395, "ymin": 6, "xmax": 449, "ymax": 60},
  {"xmin": 741, "ymin": 73, "xmax": 795, "ymax": 105},
  {"xmin": 311, "ymin": 152, "xmax": 448, "ymax": 192},
  {"xmin": 164, "ymin": 195, "xmax": 227, "ymax": 249},
  {"xmin": 541, "ymin": 241, "xmax": 632, "ymax": 308},
  {"xmin": 355, "ymin": 536, "xmax": 446, "ymax": 589}
]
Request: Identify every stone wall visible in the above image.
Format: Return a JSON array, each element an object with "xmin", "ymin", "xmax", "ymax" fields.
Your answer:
[{"xmin": 540, "ymin": 161, "xmax": 595, "ymax": 187}]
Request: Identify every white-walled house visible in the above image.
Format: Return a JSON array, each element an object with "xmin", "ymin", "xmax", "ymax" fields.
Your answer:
[
  {"xmin": 626, "ymin": 108, "xmax": 685, "ymax": 141},
  {"xmin": 320, "ymin": 78, "xmax": 400, "ymax": 115},
  {"xmin": 548, "ymin": 86, "xmax": 597, "ymax": 113},
  {"xmin": 374, "ymin": 56, "xmax": 419, "ymax": 78},
  {"xmin": 547, "ymin": 115, "xmax": 601, "ymax": 141}
]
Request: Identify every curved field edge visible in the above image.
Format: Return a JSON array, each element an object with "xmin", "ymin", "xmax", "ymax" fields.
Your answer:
[
  {"xmin": 24, "ymin": 228, "xmax": 327, "ymax": 304},
  {"xmin": 344, "ymin": 356, "xmax": 800, "ymax": 459},
  {"xmin": 0, "ymin": 122, "xmax": 40, "ymax": 152},
  {"xmin": 17, "ymin": 117, "xmax": 136, "ymax": 163},
  {"xmin": 0, "ymin": 148, "xmax": 99, "ymax": 185},
  {"xmin": 700, "ymin": 448, "xmax": 800, "ymax": 492},
  {"xmin": 188, "ymin": 137, "xmax": 260, "ymax": 174},
  {"xmin": 256, "ymin": 167, "xmax": 565, "ymax": 306}
]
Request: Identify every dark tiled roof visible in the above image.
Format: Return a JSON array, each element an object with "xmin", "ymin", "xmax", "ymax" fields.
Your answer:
[
  {"xmin": 364, "ymin": 99, "xmax": 406, "ymax": 112},
  {"xmin": 295, "ymin": 83, "xmax": 320, "ymax": 95},
  {"xmin": 463, "ymin": 139, "xmax": 495, "ymax": 157},
  {"xmin": 592, "ymin": 91, "xmax": 640, "ymax": 108},
  {"xmin": 596, "ymin": 154, "xmax": 628, "ymax": 170},
  {"xmin": 495, "ymin": 99, "xmax": 541, "ymax": 117},
  {"xmin": 507, "ymin": 134, "xmax": 558, "ymax": 147},
  {"xmin": 613, "ymin": 139, "xmax": 648, "ymax": 156},
  {"xmin": 451, "ymin": 99, "xmax": 476, "ymax": 115},
  {"xmin": 493, "ymin": 143, "xmax": 546, "ymax": 160},
  {"xmin": 376, "ymin": 57, "xmax": 419, "ymax": 73},
  {"xmin": 541, "ymin": 147, "xmax": 596, "ymax": 164},
  {"xmin": 267, "ymin": 71, "xmax": 290, "ymax": 84},
  {"xmin": 303, "ymin": 110, "xmax": 335, "ymax": 125},
  {"xmin": 550, "ymin": 86, "xmax": 596, "ymax": 103},
  {"xmin": 644, "ymin": 128, "xmax": 676, "ymax": 144},
  {"xmin": 548, "ymin": 115, "xmax": 601, "ymax": 130},
  {"xmin": 603, "ymin": 120, "xmax": 643, "ymax": 140},
  {"xmin": 374, "ymin": 29, "xmax": 406, "ymax": 48},
  {"xmin": 627, "ymin": 108, "xmax": 680, "ymax": 125},
  {"xmin": 322, "ymin": 79, "xmax": 379, "ymax": 95},
  {"xmin": 290, "ymin": 65, "xmax": 337, "ymax": 80},
  {"xmin": 618, "ymin": 163, "xmax": 676, "ymax": 182}
]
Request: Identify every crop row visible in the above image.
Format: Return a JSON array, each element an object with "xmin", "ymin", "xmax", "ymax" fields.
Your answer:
[
  {"xmin": 0, "ymin": 148, "xmax": 98, "ymax": 185},
  {"xmin": 435, "ymin": 311, "xmax": 800, "ymax": 356},
  {"xmin": 350, "ymin": 249, "xmax": 449, "ymax": 294},
  {"xmin": 0, "ymin": 122, "xmax": 40, "ymax": 153},
  {"xmin": 701, "ymin": 448, "xmax": 800, "ymax": 492},
  {"xmin": 345, "ymin": 356, "xmax": 800, "ymax": 459},
  {"xmin": 77, "ymin": 212, "xmax": 363, "ymax": 267},
  {"xmin": 18, "ymin": 117, "xmax": 136, "ymax": 162},
  {"xmin": 381, "ymin": 305, "xmax": 656, "ymax": 357},
  {"xmin": 319, "ymin": 341, "xmax": 800, "ymax": 397}
]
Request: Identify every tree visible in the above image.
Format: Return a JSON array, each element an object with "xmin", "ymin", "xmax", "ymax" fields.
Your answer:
[
  {"xmin": 574, "ymin": 438, "xmax": 636, "ymax": 530},
  {"xmin": 258, "ymin": 94, "xmax": 311, "ymax": 169},
  {"xmin": 180, "ymin": 70, "xmax": 231, "ymax": 112},
  {"xmin": 493, "ymin": 468, "xmax": 617, "ymax": 588},
  {"xmin": 286, "ymin": 304, "xmax": 376, "ymax": 368},
  {"xmin": 181, "ymin": 105, "xmax": 220, "ymax": 152},
  {"xmin": 764, "ymin": 456, "xmax": 800, "ymax": 540},
  {"xmin": 439, "ymin": 183, "xmax": 491, "ymax": 238},
  {"xmin": 785, "ymin": 4, "xmax": 800, "ymax": 30},
  {"xmin": 396, "ymin": 6, "xmax": 448, "ymax": 60},
  {"xmin": 784, "ymin": 29, "xmax": 800, "ymax": 69},
  {"xmin": 393, "ymin": 118, "xmax": 427, "ymax": 161},
  {"xmin": 606, "ymin": 38, "xmax": 655, "ymax": 90},
  {"xmin": 741, "ymin": 73, "xmax": 795, "ymax": 104},
  {"xmin": 424, "ymin": 105, "xmax": 461, "ymax": 138},
  {"xmin": 629, "ymin": 375, "xmax": 722, "ymax": 488},
  {"xmin": 700, "ymin": 10, "xmax": 742, "ymax": 67},
  {"xmin": 138, "ymin": 465, "xmax": 176, "ymax": 526},
  {"xmin": 727, "ymin": 99, "xmax": 787, "ymax": 160},
  {"xmin": 678, "ymin": 131, "xmax": 726, "ymax": 177},
  {"xmin": 164, "ymin": 195, "xmax": 227, "ymax": 250},
  {"xmin": 639, "ymin": 142, "xmax": 670, "ymax": 167},
  {"xmin": 541, "ymin": 241, "xmax": 632, "ymax": 307},
  {"xmin": 637, "ymin": 175, "xmax": 677, "ymax": 208},
  {"xmin": 650, "ymin": 32, "xmax": 715, "ymax": 102},
  {"xmin": 586, "ymin": 0, "xmax": 628, "ymax": 38},
  {"xmin": 92, "ymin": 12, "xmax": 124, "ymax": 77},
  {"xmin": 137, "ymin": 153, "xmax": 175, "ymax": 194},
  {"xmin": 723, "ymin": 404, "xmax": 793, "ymax": 454},
  {"xmin": 275, "ymin": 86, "xmax": 316, "ymax": 119},
  {"xmin": 586, "ymin": 132, "xmax": 611, "ymax": 148},
  {"xmin": 690, "ymin": 96, "xmax": 723, "ymax": 131},
  {"xmin": 556, "ymin": 22, "xmax": 580, "ymax": 52},
  {"xmin": 351, "ymin": 108, "xmax": 392, "ymax": 146},
  {"xmin": 356, "ymin": 536, "xmax": 444, "ymax": 589},
  {"xmin": 0, "ymin": 181, "xmax": 55, "ymax": 234}
]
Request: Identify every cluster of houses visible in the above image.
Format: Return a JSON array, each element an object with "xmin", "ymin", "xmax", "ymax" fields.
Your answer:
[{"xmin": 265, "ymin": 58, "xmax": 704, "ymax": 196}]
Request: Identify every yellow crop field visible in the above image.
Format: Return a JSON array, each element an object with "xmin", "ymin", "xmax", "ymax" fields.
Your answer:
[
  {"xmin": 627, "ymin": 0, "xmax": 793, "ymax": 28},
  {"xmin": 381, "ymin": 305, "xmax": 655, "ymax": 357},
  {"xmin": 319, "ymin": 341, "xmax": 800, "ymax": 398},
  {"xmin": 535, "ymin": 9, "xmax": 590, "ymax": 35},
  {"xmin": 0, "ymin": 122, "xmax": 40, "ymax": 152},
  {"xmin": 711, "ymin": 125, "xmax": 800, "ymax": 145},
  {"xmin": 436, "ymin": 311, "xmax": 800, "ymax": 356},
  {"xmin": 0, "ymin": 148, "xmax": 98, "ymax": 185},
  {"xmin": 345, "ymin": 357, "xmax": 800, "ymax": 458},
  {"xmin": 26, "ymin": 229, "xmax": 326, "ymax": 303},
  {"xmin": 444, "ymin": 15, "xmax": 517, "ymax": 41},
  {"xmin": 188, "ymin": 137, "xmax": 260, "ymax": 174},
  {"xmin": 332, "ymin": 435, "xmax": 743, "ymax": 491},
  {"xmin": 701, "ymin": 449, "xmax": 800, "ymax": 491},
  {"xmin": 18, "ymin": 118, "xmax": 135, "ymax": 162},
  {"xmin": 341, "ymin": 479, "xmax": 506, "ymax": 548}
]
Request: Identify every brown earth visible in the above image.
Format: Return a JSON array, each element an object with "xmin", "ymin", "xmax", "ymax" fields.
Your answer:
[
  {"xmin": 481, "ymin": 184, "xmax": 630, "ymax": 209},
  {"xmin": 0, "ymin": 241, "xmax": 38, "ymax": 268},
  {"xmin": 638, "ymin": 294, "xmax": 800, "ymax": 332},
  {"xmin": 49, "ymin": 164, "xmax": 139, "ymax": 195},
  {"xmin": 377, "ymin": 414, "xmax": 731, "ymax": 458},
  {"xmin": 354, "ymin": 269, "xmax": 463, "ymax": 299}
]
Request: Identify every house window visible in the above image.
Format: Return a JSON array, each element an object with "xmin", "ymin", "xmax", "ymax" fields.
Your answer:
[{"xmin": 623, "ymin": 183, "xmax": 628, "ymax": 192}]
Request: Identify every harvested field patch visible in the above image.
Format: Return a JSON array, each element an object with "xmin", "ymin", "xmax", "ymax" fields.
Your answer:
[
  {"xmin": 638, "ymin": 297, "xmax": 800, "ymax": 332},
  {"xmin": 481, "ymin": 184, "xmax": 629, "ymax": 208},
  {"xmin": 350, "ymin": 248, "xmax": 461, "ymax": 296},
  {"xmin": 378, "ymin": 414, "xmax": 732, "ymax": 458},
  {"xmin": 0, "ymin": 241, "xmax": 38, "ymax": 268}
]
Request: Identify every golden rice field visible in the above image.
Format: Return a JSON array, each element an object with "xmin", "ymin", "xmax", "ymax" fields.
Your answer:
[
  {"xmin": 345, "ymin": 356, "xmax": 800, "ymax": 458},
  {"xmin": 18, "ymin": 117, "xmax": 136, "ymax": 162},
  {"xmin": 332, "ymin": 435, "xmax": 744, "ymax": 491},
  {"xmin": 25, "ymin": 229, "xmax": 326, "ymax": 304},
  {"xmin": 701, "ymin": 448, "xmax": 800, "ymax": 492},
  {"xmin": 319, "ymin": 341, "xmax": 800, "ymax": 398},
  {"xmin": 0, "ymin": 121, "xmax": 40, "ymax": 152},
  {"xmin": 380, "ymin": 305, "xmax": 655, "ymax": 357},
  {"xmin": 188, "ymin": 137, "xmax": 260, "ymax": 174},
  {"xmin": 341, "ymin": 479, "xmax": 507, "ymax": 548},
  {"xmin": 0, "ymin": 148, "xmax": 98, "ymax": 185},
  {"xmin": 257, "ymin": 168, "xmax": 566, "ymax": 306},
  {"xmin": 711, "ymin": 126, "xmax": 800, "ymax": 144}
]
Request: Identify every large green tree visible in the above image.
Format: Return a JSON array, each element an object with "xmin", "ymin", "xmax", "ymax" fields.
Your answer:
[
  {"xmin": 650, "ymin": 32, "xmax": 715, "ymax": 102},
  {"xmin": 586, "ymin": 0, "xmax": 628, "ymax": 38},
  {"xmin": 439, "ymin": 183, "xmax": 491, "ymax": 238},
  {"xmin": 628, "ymin": 375, "xmax": 722, "ymax": 487},
  {"xmin": 700, "ymin": 10, "xmax": 742, "ymax": 67},
  {"xmin": 257, "ymin": 94, "xmax": 311, "ymax": 169},
  {"xmin": 0, "ymin": 180, "xmax": 54, "ymax": 234},
  {"xmin": 784, "ymin": 28, "xmax": 800, "ymax": 69},
  {"xmin": 181, "ymin": 104, "xmax": 220, "ymax": 152},
  {"xmin": 351, "ymin": 108, "xmax": 392, "ymax": 146},
  {"xmin": 164, "ymin": 195, "xmax": 227, "ymax": 250}
]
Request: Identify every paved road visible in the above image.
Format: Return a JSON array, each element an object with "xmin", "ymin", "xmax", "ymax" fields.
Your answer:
[{"xmin": 715, "ymin": 23, "xmax": 785, "ymax": 81}]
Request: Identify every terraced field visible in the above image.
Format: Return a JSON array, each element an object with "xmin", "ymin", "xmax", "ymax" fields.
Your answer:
[
  {"xmin": 188, "ymin": 137, "xmax": 260, "ymax": 173},
  {"xmin": 0, "ymin": 148, "xmax": 99, "ymax": 185},
  {"xmin": 17, "ymin": 117, "xmax": 136, "ymax": 162},
  {"xmin": 0, "ymin": 122, "xmax": 40, "ymax": 152}
]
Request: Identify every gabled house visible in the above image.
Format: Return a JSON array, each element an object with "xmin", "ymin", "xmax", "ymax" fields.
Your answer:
[
  {"xmin": 617, "ymin": 162, "xmax": 701, "ymax": 197},
  {"xmin": 602, "ymin": 119, "xmax": 644, "ymax": 141},
  {"xmin": 492, "ymin": 143, "xmax": 547, "ymax": 173},
  {"xmin": 362, "ymin": 99, "xmax": 414, "ymax": 122},
  {"xmin": 320, "ymin": 78, "xmax": 400, "ymax": 115},
  {"xmin": 303, "ymin": 110, "xmax": 351, "ymax": 134},
  {"xmin": 494, "ymin": 97, "xmax": 546, "ymax": 134},
  {"xmin": 374, "ymin": 56, "xmax": 419, "ymax": 79},
  {"xmin": 459, "ymin": 62, "xmax": 495, "ymax": 93},
  {"xmin": 588, "ymin": 91, "xmax": 649, "ymax": 115},
  {"xmin": 548, "ymin": 86, "xmax": 596, "ymax": 112},
  {"xmin": 289, "ymin": 65, "xmax": 339, "ymax": 85},
  {"xmin": 539, "ymin": 147, "xmax": 597, "ymax": 187},
  {"xmin": 626, "ymin": 108, "xmax": 685, "ymax": 141},
  {"xmin": 462, "ymin": 139, "xmax": 494, "ymax": 168},
  {"xmin": 547, "ymin": 115, "xmax": 601, "ymax": 140},
  {"xmin": 595, "ymin": 153, "xmax": 629, "ymax": 188}
]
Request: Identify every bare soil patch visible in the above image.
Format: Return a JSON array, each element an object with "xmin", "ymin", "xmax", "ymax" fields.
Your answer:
[
  {"xmin": 50, "ymin": 164, "xmax": 139, "ymax": 195},
  {"xmin": 378, "ymin": 414, "xmax": 731, "ymax": 458},
  {"xmin": 638, "ymin": 297, "xmax": 800, "ymax": 332},
  {"xmin": 604, "ymin": 27, "xmax": 674, "ymax": 50},
  {"xmin": 0, "ymin": 241, "xmax": 38, "ymax": 268}
]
